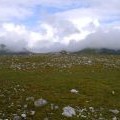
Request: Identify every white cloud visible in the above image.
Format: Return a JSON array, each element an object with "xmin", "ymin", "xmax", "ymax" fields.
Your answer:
[
  {"xmin": 0, "ymin": 19, "xmax": 120, "ymax": 53},
  {"xmin": 0, "ymin": 0, "xmax": 120, "ymax": 52}
]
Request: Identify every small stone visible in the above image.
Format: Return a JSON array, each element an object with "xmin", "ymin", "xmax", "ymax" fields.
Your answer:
[
  {"xmin": 13, "ymin": 115, "xmax": 20, "ymax": 120},
  {"xmin": 17, "ymin": 85, "xmax": 20, "ymax": 87},
  {"xmin": 81, "ymin": 115, "xmax": 87, "ymax": 118},
  {"xmin": 112, "ymin": 117, "xmax": 117, "ymax": 120},
  {"xmin": 112, "ymin": 91, "xmax": 115, "ymax": 95},
  {"xmin": 89, "ymin": 107, "xmax": 95, "ymax": 112},
  {"xmin": 109, "ymin": 109, "xmax": 119, "ymax": 114},
  {"xmin": 26, "ymin": 97, "xmax": 34, "ymax": 101},
  {"xmin": 24, "ymin": 105, "xmax": 27, "ymax": 108},
  {"xmin": 70, "ymin": 89, "xmax": 79, "ymax": 94},
  {"xmin": 55, "ymin": 105, "xmax": 59, "ymax": 110},
  {"xmin": 21, "ymin": 113, "xmax": 26, "ymax": 118},
  {"xmin": 34, "ymin": 98, "xmax": 47, "ymax": 107},
  {"xmin": 51, "ymin": 104, "xmax": 54, "ymax": 110},
  {"xmin": 44, "ymin": 118, "xmax": 49, "ymax": 120},
  {"xmin": 98, "ymin": 117, "xmax": 104, "ymax": 120},
  {"xmin": 30, "ymin": 111, "xmax": 35, "ymax": 116},
  {"xmin": 62, "ymin": 106, "xmax": 76, "ymax": 117}
]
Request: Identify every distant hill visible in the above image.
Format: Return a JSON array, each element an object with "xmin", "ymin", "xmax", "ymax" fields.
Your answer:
[
  {"xmin": 0, "ymin": 44, "xmax": 120, "ymax": 55},
  {"xmin": 74, "ymin": 48, "xmax": 120, "ymax": 55}
]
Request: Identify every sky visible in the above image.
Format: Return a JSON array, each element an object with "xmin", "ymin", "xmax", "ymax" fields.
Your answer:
[{"xmin": 0, "ymin": 0, "xmax": 120, "ymax": 53}]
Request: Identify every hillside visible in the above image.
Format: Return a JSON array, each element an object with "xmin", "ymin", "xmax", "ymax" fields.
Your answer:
[{"xmin": 74, "ymin": 48, "xmax": 120, "ymax": 55}]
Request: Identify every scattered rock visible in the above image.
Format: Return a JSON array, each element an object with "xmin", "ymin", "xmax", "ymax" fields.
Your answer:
[
  {"xmin": 109, "ymin": 109, "xmax": 119, "ymax": 114},
  {"xmin": 34, "ymin": 98, "xmax": 47, "ymax": 107},
  {"xmin": 70, "ymin": 89, "xmax": 79, "ymax": 94},
  {"xmin": 112, "ymin": 117, "xmax": 117, "ymax": 120},
  {"xmin": 98, "ymin": 117, "xmax": 105, "ymax": 120},
  {"xmin": 44, "ymin": 118, "xmax": 49, "ymax": 120},
  {"xmin": 13, "ymin": 115, "xmax": 20, "ymax": 120},
  {"xmin": 50, "ymin": 104, "xmax": 59, "ymax": 110},
  {"xmin": 26, "ymin": 97, "xmax": 34, "ymax": 101},
  {"xmin": 30, "ymin": 111, "xmax": 35, "ymax": 116},
  {"xmin": 24, "ymin": 104, "xmax": 27, "ymax": 108},
  {"xmin": 21, "ymin": 113, "xmax": 26, "ymax": 118},
  {"xmin": 89, "ymin": 107, "xmax": 95, "ymax": 113},
  {"xmin": 51, "ymin": 104, "xmax": 54, "ymax": 110},
  {"xmin": 62, "ymin": 106, "xmax": 76, "ymax": 117},
  {"xmin": 112, "ymin": 91, "xmax": 115, "ymax": 95},
  {"xmin": 81, "ymin": 115, "xmax": 87, "ymax": 118},
  {"xmin": 54, "ymin": 105, "xmax": 59, "ymax": 110}
]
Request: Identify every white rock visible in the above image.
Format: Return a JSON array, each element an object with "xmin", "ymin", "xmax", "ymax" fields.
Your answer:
[
  {"xmin": 112, "ymin": 117, "xmax": 117, "ymax": 120},
  {"xmin": 51, "ymin": 104, "xmax": 54, "ymax": 110},
  {"xmin": 98, "ymin": 117, "xmax": 105, "ymax": 120},
  {"xmin": 88, "ymin": 60, "xmax": 92, "ymax": 64},
  {"xmin": 30, "ymin": 111, "xmax": 35, "ymax": 116},
  {"xmin": 62, "ymin": 106, "xmax": 76, "ymax": 117},
  {"xmin": 89, "ymin": 107, "xmax": 95, "ymax": 112},
  {"xmin": 70, "ymin": 89, "xmax": 79, "ymax": 94},
  {"xmin": 112, "ymin": 91, "xmax": 115, "ymax": 95},
  {"xmin": 44, "ymin": 118, "xmax": 49, "ymax": 120},
  {"xmin": 34, "ymin": 98, "xmax": 47, "ymax": 107},
  {"xmin": 55, "ymin": 105, "xmax": 59, "ymax": 110},
  {"xmin": 13, "ymin": 115, "xmax": 20, "ymax": 120},
  {"xmin": 81, "ymin": 115, "xmax": 87, "ymax": 118},
  {"xmin": 109, "ymin": 109, "xmax": 119, "ymax": 114},
  {"xmin": 24, "ymin": 104, "xmax": 27, "ymax": 108},
  {"xmin": 26, "ymin": 97, "xmax": 34, "ymax": 101},
  {"xmin": 21, "ymin": 113, "xmax": 26, "ymax": 118}
]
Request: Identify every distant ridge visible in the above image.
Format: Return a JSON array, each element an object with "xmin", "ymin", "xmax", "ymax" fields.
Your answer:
[
  {"xmin": 0, "ymin": 44, "xmax": 120, "ymax": 55},
  {"xmin": 74, "ymin": 48, "xmax": 120, "ymax": 55}
]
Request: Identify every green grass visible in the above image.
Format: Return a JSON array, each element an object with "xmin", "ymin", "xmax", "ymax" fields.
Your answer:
[{"xmin": 0, "ymin": 54, "xmax": 120, "ymax": 119}]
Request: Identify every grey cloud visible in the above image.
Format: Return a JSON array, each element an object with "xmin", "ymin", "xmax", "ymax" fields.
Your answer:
[
  {"xmin": 66, "ymin": 28, "xmax": 120, "ymax": 52},
  {"xmin": 47, "ymin": 18, "xmax": 80, "ymax": 38},
  {"xmin": 82, "ymin": 29, "xmax": 120, "ymax": 50}
]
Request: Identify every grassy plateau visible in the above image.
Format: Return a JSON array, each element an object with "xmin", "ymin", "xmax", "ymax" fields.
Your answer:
[{"xmin": 0, "ymin": 54, "xmax": 120, "ymax": 120}]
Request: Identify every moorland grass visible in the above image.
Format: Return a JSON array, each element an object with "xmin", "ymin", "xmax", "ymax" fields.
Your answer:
[{"xmin": 0, "ymin": 54, "xmax": 120, "ymax": 119}]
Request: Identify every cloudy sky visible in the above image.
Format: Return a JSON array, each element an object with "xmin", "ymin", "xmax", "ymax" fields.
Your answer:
[{"xmin": 0, "ymin": 0, "xmax": 120, "ymax": 52}]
